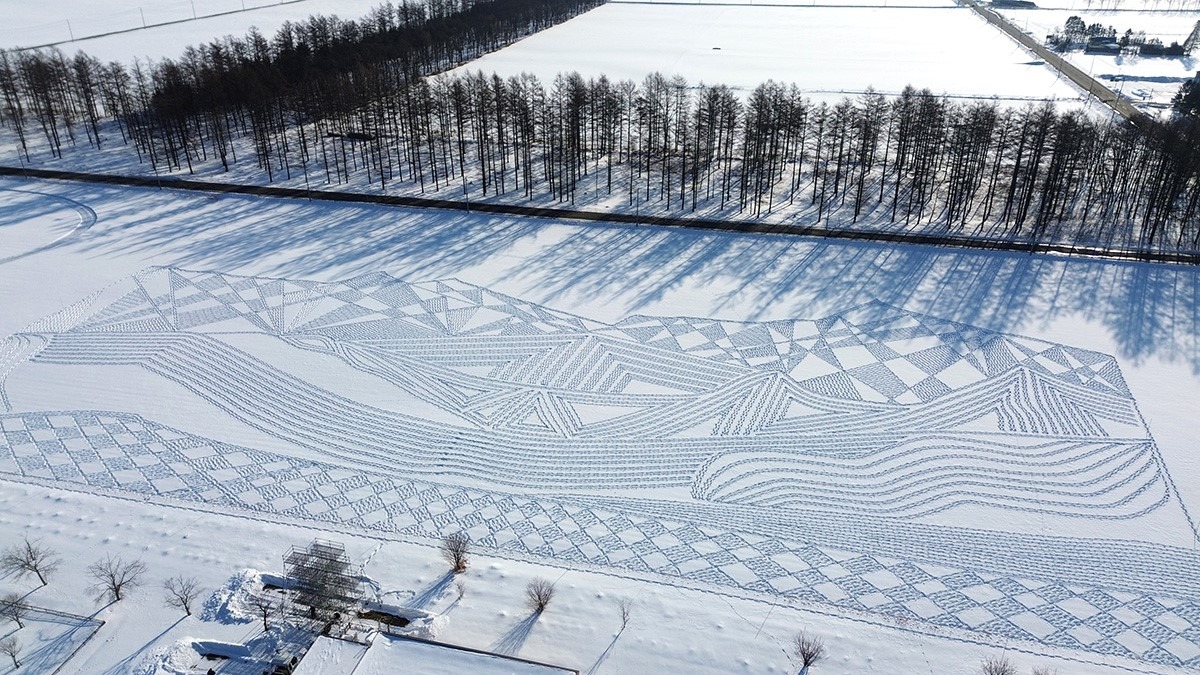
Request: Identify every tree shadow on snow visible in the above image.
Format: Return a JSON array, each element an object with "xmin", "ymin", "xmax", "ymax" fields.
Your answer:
[
  {"xmin": 14, "ymin": 180, "xmax": 1200, "ymax": 374},
  {"xmin": 585, "ymin": 626, "xmax": 626, "ymax": 675},
  {"xmin": 99, "ymin": 615, "xmax": 186, "ymax": 675},
  {"xmin": 490, "ymin": 611, "xmax": 540, "ymax": 656},
  {"xmin": 45, "ymin": 182, "xmax": 539, "ymax": 286},
  {"xmin": 510, "ymin": 221, "xmax": 1200, "ymax": 373},
  {"xmin": 409, "ymin": 571, "xmax": 455, "ymax": 610}
]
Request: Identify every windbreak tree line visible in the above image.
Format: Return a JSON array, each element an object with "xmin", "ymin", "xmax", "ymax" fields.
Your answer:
[
  {"xmin": 1, "ymin": 1, "xmax": 1200, "ymax": 252},
  {"xmin": 0, "ymin": 0, "xmax": 603, "ymax": 165}
]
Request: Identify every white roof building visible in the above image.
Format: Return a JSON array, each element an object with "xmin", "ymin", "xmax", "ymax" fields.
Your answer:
[{"xmin": 294, "ymin": 634, "xmax": 577, "ymax": 675}]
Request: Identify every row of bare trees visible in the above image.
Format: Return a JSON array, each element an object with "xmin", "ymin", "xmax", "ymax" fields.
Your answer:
[
  {"xmin": 2, "ymin": 536, "xmax": 202, "ymax": 610},
  {"xmin": 2, "ymin": 4, "xmax": 1200, "ymax": 252},
  {"xmin": 0, "ymin": 537, "xmax": 201, "ymax": 669},
  {"xmin": 0, "ymin": 0, "xmax": 603, "ymax": 167}
]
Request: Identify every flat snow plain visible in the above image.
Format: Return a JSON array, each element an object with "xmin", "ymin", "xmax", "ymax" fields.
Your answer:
[
  {"xmin": 451, "ymin": 3, "xmax": 1087, "ymax": 105},
  {"xmin": 0, "ymin": 0, "xmax": 387, "ymax": 57},
  {"xmin": 3, "ymin": 0, "xmax": 1094, "ymax": 106},
  {"xmin": 1, "ymin": 178, "xmax": 1199, "ymax": 674}
]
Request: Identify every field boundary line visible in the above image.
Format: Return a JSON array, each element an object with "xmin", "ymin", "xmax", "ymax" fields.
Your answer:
[
  {"xmin": 1, "ymin": 165, "xmax": 1197, "ymax": 265},
  {"xmin": 9, "ymin": 0, "xmax": 310, "ymax": 53}
]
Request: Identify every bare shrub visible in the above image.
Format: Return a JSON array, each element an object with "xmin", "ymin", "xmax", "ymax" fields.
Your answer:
[
  {"xmin": 981, "ymin": 655, "xmax": 1017, "ymax": 675},
  {"xmin": 617, "ymin": 597, "xmax": 633, "ymax": 630},
  {"xmin": 793, "ymin": 629, "xmax": 826, "ymax": 669},
  {"xmin": 441, "ymin": 532, "xmax": 471, "ymax": 574},
  {"xmin": 1031, "ymin": 668, "xmax": 1057, "ymax": 675},
  {"xmin": 0, "ymin": 593, "xmax": 26, "ymax": 629},
  {"xmin": 162, "ymin": 575, "xmax": 202, "ymax": 616},
  {"xmin": 0, "ymin": 636, "xmax": 19, "ymax": 668},
  {"xmin": 455, "ymin": 577, "xmax": 467, "ymax": 599},
  {"xmin": 250, "ymin": 593, "xmax": 275, "ymax": 631},
  {"xmin": 87, "ymin": 554, "xmax": 148, "ymax": 603},
  {"xmin": 0, "ymin": 537, "xmax": 60, "ymax": 586},
  {"xmin": 525, "ymin": 578, "xmax": 555, "ymax": 614}
]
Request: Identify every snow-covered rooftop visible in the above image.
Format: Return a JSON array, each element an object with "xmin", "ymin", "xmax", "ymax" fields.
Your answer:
[
  {"xmin": 291, "ymin": 636, "xmax": 368, "ymax": 675},
  {"xmin": 357, "ymin": 635, "xmax": 576, "ymax": 675}
]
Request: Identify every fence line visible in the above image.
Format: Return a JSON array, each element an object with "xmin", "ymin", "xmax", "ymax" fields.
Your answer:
[{"xmin": 17, "ymin": 604, "xmax": 107, "ymax": 675}]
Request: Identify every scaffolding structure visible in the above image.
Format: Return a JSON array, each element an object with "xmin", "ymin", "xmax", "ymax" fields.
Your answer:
[{"xmin": 283, "ymin": 539, "xmax": 363, "ymax": 619}]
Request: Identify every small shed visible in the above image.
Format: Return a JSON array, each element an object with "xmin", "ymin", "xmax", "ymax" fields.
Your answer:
[{"xmin": 1085, "ymin": 36, "xmax": 1121, "ymax": 54}]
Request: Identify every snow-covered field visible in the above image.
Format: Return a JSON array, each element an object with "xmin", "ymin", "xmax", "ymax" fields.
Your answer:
[
  {"xmin": 0, "ymin": 0, "xmax": 1098, "ymax": 108},
  {"xmin": 623, "ymin": 0, "xmax": 959, "ymax": 5},
  {"xmin": 1003, "ymin": 6, "xmax": 1200, "ymax": 39},
  {"xmin": 0, "ymin": 0, "xmax": 387, "ymax": 56},
  {"xmin": 1032, "ymin": 0, "xmax": 1200, "ymax": 10},
  {"xmin": 1, "ymin": 178, "xmax": 1199, "ymax": 674},
  {"xmin": 3, "ymin": 0, "xmax": 1200, "ymax": 669},
  {"xmin": 451, "ymin": 3, "xmax": 1089, "ymax": 105},
  {"xmin": 996, "ymin": 6, "xmax": 1200, "ymax": 111}
]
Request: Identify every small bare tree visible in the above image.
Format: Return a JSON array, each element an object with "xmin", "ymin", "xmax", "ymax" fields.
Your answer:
[
  {"xmin": 455, "ymin": 577, "xmax": 467, "ymax": 599},
  {"xmin": 616, "ymin": 597, "xmax": 633, "ymax": 630},
  {"xmin": 0, "ymin": 538, "xmax": 60, "ymax": 586},
  {"xmin": 87, "ymin": 555, "xmax": 148, "ymax": 603},
  {"xmin": 525, "ymin": 578, "xmax": 555, "ymax": 614},
  {"xmin": 249, "ymin": 593, "xmax": 275, "ymax": 632},
  {"xmin": 981, "ymin": 656, "xmax": 1017, "ymax": 675},
  {"xmin": 0, "ymin": 636, "xmax": 19, "ymax": 668},
  {"xmin": 793, "ymin": 630, "xmax": 826, "ymax": 671},
  {"xmin": 441, "ymin": 533, "xmax": 471, "ymax": 574},
  {"xmin": 1031, "ymin": 668, "xmax": 1057, "ymax": 675},
  {"xmin": 162, "ymin": 576, "xmax": 201, "ymax": 616},
  {"xmin": 0, "ymin": 593, "xmax": 26, "ymax": 629}
]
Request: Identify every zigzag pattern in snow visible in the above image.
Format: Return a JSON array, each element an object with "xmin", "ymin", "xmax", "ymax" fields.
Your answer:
[{"xmin": 2, "ymin": 266, "xmax": 1194, "ymax": 670}]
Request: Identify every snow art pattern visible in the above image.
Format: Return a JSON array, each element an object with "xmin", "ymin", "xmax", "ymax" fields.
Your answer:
[{"xmin": 1, "ymin": 267, "xmax": 1197, "ymax": 668}]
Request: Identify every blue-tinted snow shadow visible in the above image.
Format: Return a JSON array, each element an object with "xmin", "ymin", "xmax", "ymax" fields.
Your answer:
[
  {"xmin": 509, "ymin": 221, "xmax": 1200, "ymax": 372},
  {"xmin": 409, "ymin": 571, "xmax": 455, "ymax": 610},
  {"xmin": 0, "ymin": 608, "xmax": 103, "ymax": 675},
  {"xmin": 4, "ymin": 178, "xmax": 1197, "ymax": 373},
  {"xmin": 585, "ymin": 626, "xmax": 625, "ymax": 675},
  {"xmin": 100, "ymin": 615, "xmax": 186, "ymax": 675},
  {"xmin": 22, "ymin": 180, "xmax": 542, "ymax": 285},
  {"xmin": 490, "ymin": 611, "xmax": 540, "ymax": 656}
]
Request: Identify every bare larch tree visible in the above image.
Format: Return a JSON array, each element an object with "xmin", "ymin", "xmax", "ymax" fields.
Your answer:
[
  {"xmin": 87, "ymin": 555, "xmax": 148, "ymax": 603},
  {"xmin": 0, "ymin": 593, "xmax": 27, "ymax": 629},
  {"xmin": 0, "ymin": 538, "xmax": 60, "ymax": 586},
  {"xmin": 0, "ymin": 636, "xmax": 20, "ymax": 668},
  {"xmin": 162, "ymin": 575, "xmax": 202, "ymax": 616}
]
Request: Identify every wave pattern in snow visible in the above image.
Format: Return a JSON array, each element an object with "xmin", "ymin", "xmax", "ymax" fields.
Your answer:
[
  {"xmin": 694, "ymin": 435, "xmax": 1168, "ymax": 517},
  {"xmin": 0, "ymin": 408, "xmax": 1198, "ymax": 669},
  {"xmin": 2, "ymin": 266, "xmax": 1197, "ymax": 669}
]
